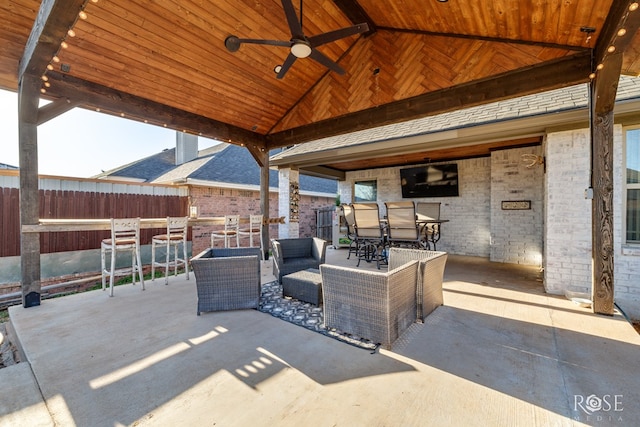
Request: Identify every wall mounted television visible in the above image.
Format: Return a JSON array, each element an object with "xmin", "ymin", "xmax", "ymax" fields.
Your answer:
[{"xmin": 400, "ymin": 164, "xmax": 459, "ymax": 198}]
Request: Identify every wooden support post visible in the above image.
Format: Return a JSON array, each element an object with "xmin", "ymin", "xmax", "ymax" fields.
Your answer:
[
  {"xmin": 590, "ymin": 53, "xmax": 622, "ymax": 316},
  {"xmin": 259, "ymin": 151, "xmax": 270, "ymax": 260},
  {"xmin": 18, "ymin": 74, "xmax": 42, "ymax": 307}
]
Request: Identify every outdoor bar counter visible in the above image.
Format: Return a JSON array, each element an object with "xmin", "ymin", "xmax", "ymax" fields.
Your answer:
[{"xmin": 21, "ymin": 216, "xmax": 285, "ymax": 233}]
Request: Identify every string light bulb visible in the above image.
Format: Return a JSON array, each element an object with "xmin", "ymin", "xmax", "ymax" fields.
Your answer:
[
  {"xmin": 629, "ymin": 2, "xmax": 638, "ymax": 12},
  {"xmin": 79, "ymin": 10, "xmax": 88, "ymax": 20},
  {"xmin": 589, "ymin": 72, "xmax": 596, "ymax": 79},
  {"xmin": 67, "ymin": 29, "xmax": 76, "ymax": 37},
  {"xmin": 52, "ymin": 55, "xmax": 60, "ymax": 63},
  {"xmin": 597, "ymin": 63, "xmax": 604, "ymax": 70},
  {"xmin": 618, "ymin": 28, "xmax": 627, "ymax": 37},
  {"xmin": 61, "ymin": 41, "xmax": 68, "ymax": 49},
  {"xmin": 47, "ymin": 64, "xmax": 54, "ymax": 70},
  {"xmin": 607, "ymin": 45, "xmax": 616, "ymax": 53}
]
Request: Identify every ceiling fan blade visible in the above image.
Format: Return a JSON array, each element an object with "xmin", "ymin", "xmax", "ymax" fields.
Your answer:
[
  {"xmin": 277, "ymin": 53, "xmax": 298, "ymax": 79},
  {"xmin": 225, "ymin": 35, "xmax": 290, "ymax": 52},
  {"xmin": 281, "ymin": 0, "xmax": 304, "ymax": 38},
  {"xmin": 308, "ymin": 23, "xmax": 369, "ymax": 48},
  {"xmin": 309, "ymin": 49, "xmax": 345, "ymax": 75}
]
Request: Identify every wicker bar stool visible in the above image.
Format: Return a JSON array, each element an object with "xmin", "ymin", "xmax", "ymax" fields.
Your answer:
[
  {"xmin": 151, "ymin": 216, "xmax": 190, "ymax": 285},
  {"xmin": 101, "ymin": 217, "xmax": 145, "ymax": 297}
]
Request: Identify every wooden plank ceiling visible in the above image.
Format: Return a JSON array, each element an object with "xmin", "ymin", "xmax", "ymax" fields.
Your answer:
[{"xmin": 1, "ymin": 0, "xmax": 639, "ymax": 164}]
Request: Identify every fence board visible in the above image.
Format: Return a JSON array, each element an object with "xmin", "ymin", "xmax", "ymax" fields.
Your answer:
[{"xmin": 0, "ymin": 187, "xmax": 187, "ymax": 256}]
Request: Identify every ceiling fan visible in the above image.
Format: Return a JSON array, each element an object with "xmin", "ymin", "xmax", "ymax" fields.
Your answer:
[{"xmin": 224, "ymin": 0, "xmax": 369, "ymax": 79}]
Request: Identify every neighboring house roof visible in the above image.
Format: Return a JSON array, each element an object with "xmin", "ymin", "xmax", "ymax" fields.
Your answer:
[
  {"xmin": 0, "ymin": 163, "xmax": 18, "ymax": 170},
  {"xmin": 270, "ymin": 76, "xmax": 640, "ymax": 162},
  {"xmin": 96, "ymin": 142, "xmax": 337, "ymax": 194}
]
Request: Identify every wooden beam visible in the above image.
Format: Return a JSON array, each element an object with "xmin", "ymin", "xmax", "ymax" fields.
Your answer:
[
  {"xmin": 37, "ymin": 97, "xmax": 80, "ymax": 125},
  {"xmin": 258, "ymin": 150, "xmax": 270, "ymax": 260},
  {"xmin": 590, "ymin": 52, "xmax": 622, "ymax": 316},
  {"xmin": 376, "ymin": 26, "xmax": 588, "ymax": 52},
  {"xmin": 44, "ymin": 72, "xmax": 268, "ymax": 150},
  {"xmin": 267, "ymin": 52, "xmax": 591, "ymax": 148},
  {"xmin": 19, "ymin": 0, "xmax": 86, "ymax": 79},
  {"xmin": 594, "ymin": 1, "xmax": 640, "ymax": 68},
  {"xmin": 18, "ymin": 74, "xmax": 42, "ymax": 308},
  {"xmin": 332, "ymin": 0, "xmax": 377, "ymax": 35},
  {"xmin": 246, "ymin": 145, "xmax": 268, "ymax": 168}
]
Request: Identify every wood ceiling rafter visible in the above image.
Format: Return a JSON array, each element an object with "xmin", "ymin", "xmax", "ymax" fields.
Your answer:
[
  {"xmin": 374, "ymin": 26, "xmax": 590, "ymax": 52},
  {"xmin": 44, "ymin": 72, "xmax": 268, "ymax": 152}
]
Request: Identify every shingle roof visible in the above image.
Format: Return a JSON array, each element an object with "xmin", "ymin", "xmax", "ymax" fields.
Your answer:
[
  {"xmin": 270, "ymin": 76, "xmax": 640, "ymax": 160},
  {"xmin": 97, "ymin": 142, "xmax": 337, "ymax": 194}
]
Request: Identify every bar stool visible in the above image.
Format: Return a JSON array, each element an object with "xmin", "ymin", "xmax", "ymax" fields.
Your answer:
[
  {"xmin": 151, "ymin": 216, "xmax": 190, "ymax": 285},
  {"xmin": 101, "ymin": 217, "xmax": 144, "ymax": 297},
  {"xmin": 211, "ymin": 215, "xmax": 240, "ymax": 248},
  {"xmin": 237, "ymin": 214, "xmax": 265, "ymax": 260}
]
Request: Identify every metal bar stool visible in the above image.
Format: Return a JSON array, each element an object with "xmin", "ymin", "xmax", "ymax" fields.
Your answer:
[
  {"xmin": 211, "ymin": 215, "xmax": 240, "ymax": 248},
  {"xmin": 151, "ymin": 216, "xmax": 190, "ymax": 285},
  {"xmin": 237, "ymin": 214, "xmax": 265, "ymax": 260},
  {"xmin": 101, "ymin": 217, "xmax": 144, "ymax": 297}
]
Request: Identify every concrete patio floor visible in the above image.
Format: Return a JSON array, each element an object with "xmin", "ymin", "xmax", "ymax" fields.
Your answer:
[{"xmin": 2, "ymin": 248, "xmax": 639, "ymax": 426}]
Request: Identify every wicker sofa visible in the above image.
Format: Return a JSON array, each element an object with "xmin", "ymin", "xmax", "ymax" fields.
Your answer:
[
  {"xmin": 191, "ymin": 247, "xmax": 261, "ymax": 315},
  {"xmin": 320, "ymin": 260, "xmax": 419, "ymax": 350},
  {"xmin": 271, "ymin": 237, "xmax": 327, "ymax": 283},
  {"xmin": 388, "ymin": 248, "xmax": 448, "ymax": 321}
]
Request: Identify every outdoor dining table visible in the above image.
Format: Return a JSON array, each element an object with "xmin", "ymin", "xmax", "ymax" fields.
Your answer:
[{"xmin": 416, "ymin": 218, "xmax": 449, "ymax": 251}]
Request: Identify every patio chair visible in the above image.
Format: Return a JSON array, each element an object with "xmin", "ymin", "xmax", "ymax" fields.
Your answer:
[
  {"xmin": 352, "ymin": 203, "xmax": 387, "ymax": 269},
  {"xmin": 191, "ymin": 247, "xmax": 261, "ymax": 315},
  {"xmin": 211, "ymin": 215, "xmax": 240, "ymax": 248},
  {"xmin": 341, "ymin": 204, "xmax": 359, "ymax": 259},
  {"xmin": 320, "ymin": 260, "xmax": 419, "ymax": 350},
  {"xmin": 388, "ymin": 248, "xmax": 448, "ymax": 321},
  {"xmin": 271, "ymin": 237, "xmax": 327, "ymax": 283},
  {"xmin": 237, "ymin": 214, "xmax": 265, "ymax": 260},
  {"xmin": 151, "ymin": 216, "xmax": 189, "ymax": 285},
  {"xmin": 101, "ymin": 217, "xmax": 145, "ymax": 297},
  {"xmin": 384, "ymin": 201, "xmax": 422, "ymax": 249},
  {"xmin": 416, "ymin": 202, "xmax": 441, "ymax": 249}
]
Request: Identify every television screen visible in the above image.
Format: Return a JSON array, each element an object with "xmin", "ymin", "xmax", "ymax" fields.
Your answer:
[{"xmin": 400, "ymin": 164, "xmax": 459, "ymax": 198}]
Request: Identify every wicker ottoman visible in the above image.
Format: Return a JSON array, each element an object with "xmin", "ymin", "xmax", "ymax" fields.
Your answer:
[{"xmin": 282, "ymin": 268, "xmax": 323, "ymax": 305}]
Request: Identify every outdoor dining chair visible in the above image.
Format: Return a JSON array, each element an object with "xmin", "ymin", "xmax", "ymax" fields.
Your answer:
[
  {"xmin": 385, "ymin": 201, "xmax": 423, "ymax": 249},
  {"xmin": 101, "ymin": 217, "xmax": 145, "ymax": 297},
  {"xmin": 211, "ymin": 215, "xmax": 240, "ymax": 248},
  {"xmin": 151, "ymin": 216, "xmax": 190, "ymax": 285},
  {"xmin": 341, "ymin": 204, "xmax": 359, "ymax": 259},
  {"xmin": 352, "ymin": 202, "xmax": 387, "ymax": 269}
]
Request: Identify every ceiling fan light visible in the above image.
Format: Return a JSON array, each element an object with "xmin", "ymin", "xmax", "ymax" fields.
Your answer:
[{"xmin": 291, "ymin": 42, "xmax": 311, "ymax": 58}]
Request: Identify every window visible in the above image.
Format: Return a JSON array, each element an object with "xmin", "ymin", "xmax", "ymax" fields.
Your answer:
[
  {"xmin": 354, "ymin": 180, "xmax": 377, "ymax": 202},
  {"xmin": 625, "ymin": 128, "xmax": 640, "ymax": 242}
]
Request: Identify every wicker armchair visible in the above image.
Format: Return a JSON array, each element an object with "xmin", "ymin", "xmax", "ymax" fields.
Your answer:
[
  {"xmin": 191, "ymin": 247, "xmax": 261, "ymax": 315},
  {"xmin": 388, "ymin": 248, "xmax": 448, "ymax": 321},
  {"xmin": 320, "ymin": 260, "xmax": 419, "ymax": 350},
  {"xmin": 271, "ymin": 237, "xmax": 327, "ymax": 283}
]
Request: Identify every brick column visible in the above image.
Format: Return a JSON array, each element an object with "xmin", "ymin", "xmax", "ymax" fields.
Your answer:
[{"xmin": 278, "ymin": 167, "xmax": 300, "ymax": 238}]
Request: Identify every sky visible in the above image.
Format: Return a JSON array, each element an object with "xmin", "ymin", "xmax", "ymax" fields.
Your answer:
[{"xmin": 1, "ymin": 88, "xmax": 219, "ymax": 178}]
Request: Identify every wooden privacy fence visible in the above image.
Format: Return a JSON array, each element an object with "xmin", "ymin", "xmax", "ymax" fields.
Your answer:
[
  {"xmin": 315, "ymin": 206, "xmax": 335, "ymax": 241},
  {"xmin": 0, "ymin": 188, "xmax": 188, "ymax": 257}
]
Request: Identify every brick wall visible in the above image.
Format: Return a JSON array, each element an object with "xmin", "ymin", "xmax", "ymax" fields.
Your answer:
[
  {"xmin": 543, "ymin": 129, "xmax": 592, "ymax": 294},
  {"xmin": 612, "ymin": 125, "xmax": 640, "ymax": 319},
  {"xmin": 189, "ymin": 184, "xmax": 334, "ymax": 255},
  {"xmin": 490, "ymin": 146, "xmax": 544, "ymax": 265},
  {"xmin": 345, "ymin": 156, "xmax": 494, "ymax": 257}
]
